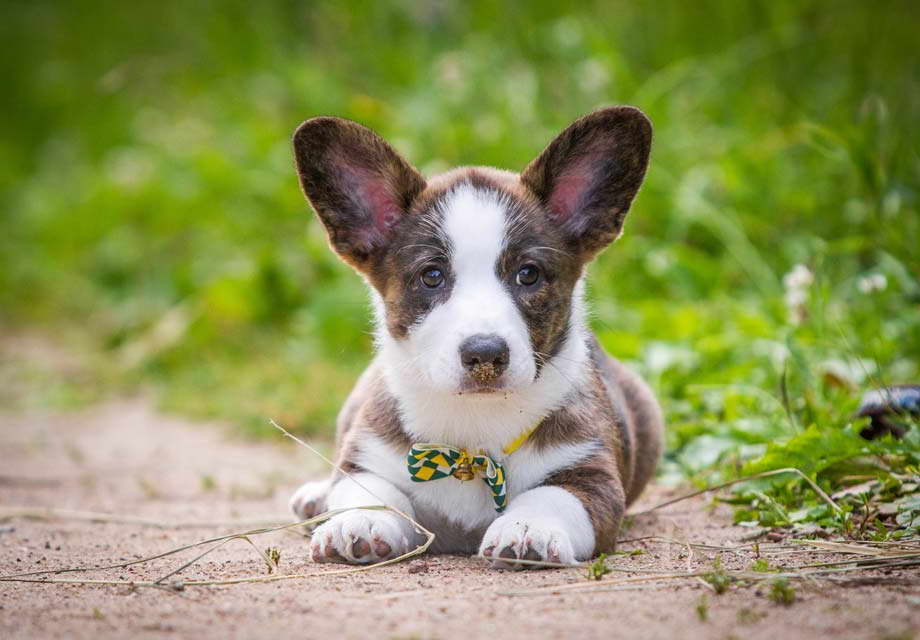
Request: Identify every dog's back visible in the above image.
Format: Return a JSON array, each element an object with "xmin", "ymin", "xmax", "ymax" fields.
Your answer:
[{"xmin": 589, "ymin": 338, "xmax": 663, "ymax": 504}]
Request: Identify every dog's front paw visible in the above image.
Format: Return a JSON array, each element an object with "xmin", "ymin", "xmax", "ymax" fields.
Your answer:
[
  {"xmin": 309, "ymin": 510, "xmax": 415, "ymax": 564},
  {"xmin": 478, "ymin": 515, "xmax": 576, "ymax": 570}
]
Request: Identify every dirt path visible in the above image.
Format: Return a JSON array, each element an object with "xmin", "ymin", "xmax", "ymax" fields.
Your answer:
[{"xmin": 0, "ymin": 399, "xmax": 917, "ymax": 640}]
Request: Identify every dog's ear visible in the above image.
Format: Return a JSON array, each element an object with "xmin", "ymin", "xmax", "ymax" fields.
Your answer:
[
  {"xmin": 293, "ymin": 117, "xmax": 426, "ymax": 269},
  {"xmin": 521, "ymin": 106, "xmax": 652, "ymax": 260}
]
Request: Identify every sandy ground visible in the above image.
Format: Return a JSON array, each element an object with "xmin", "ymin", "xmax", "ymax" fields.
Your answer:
[{"xmin": 0, "ymin": 397, "xmax": 918, "ymax": 640}]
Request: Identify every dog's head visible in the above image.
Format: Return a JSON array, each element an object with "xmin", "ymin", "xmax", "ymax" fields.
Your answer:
[{"xmin": 293, "ymin": 107, "xmax": 651, "ymax": 396}]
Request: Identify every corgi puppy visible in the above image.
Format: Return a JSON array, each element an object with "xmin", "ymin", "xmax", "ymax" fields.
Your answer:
[{"xmin": 289, "ymin": 107, "xmax": 663, "ymax": 569}]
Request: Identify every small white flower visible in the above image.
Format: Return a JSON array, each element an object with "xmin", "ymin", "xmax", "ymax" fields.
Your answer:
[
  {"xmin": 782, "ymin": 264, "xmax": 813, "ymax": 326},
  {"xmin": 857, "ymin": 273, "xmax": 887, "ymax": 294},
  {"xmin": 782, "ymin": 264, "xmax": 814, "ymax": 290},
  {"xmin": 784, "ymin": 288, "xmax": 807, "ymax": 309}
]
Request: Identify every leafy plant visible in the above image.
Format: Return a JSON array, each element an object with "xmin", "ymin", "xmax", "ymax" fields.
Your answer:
[
  {"xmin": 768, "ymin": 578, "xmax": 796, "ymax": 606},
  {"xmin": 586, "ymin": 554, "xmax": 611, "ymax": 581},
  {"xmin": 702, "ymin": 556, "xmax": 734, "ymax": 595}
]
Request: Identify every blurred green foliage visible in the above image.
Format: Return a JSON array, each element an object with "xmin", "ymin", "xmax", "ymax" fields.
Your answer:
[{"xmin": 1, "ymin": 1, "xmax": 918, "ymax": 533}]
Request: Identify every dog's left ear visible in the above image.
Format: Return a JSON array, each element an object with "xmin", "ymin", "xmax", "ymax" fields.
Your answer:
[{"xmin": 521, "ymin": 106, "xmax": 652, "ymax": 260}]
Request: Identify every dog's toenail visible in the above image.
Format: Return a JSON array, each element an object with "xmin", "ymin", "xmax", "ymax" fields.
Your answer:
[{"xmin": 523, "ymin": 546, "xmax": 542, "ymax": 562}]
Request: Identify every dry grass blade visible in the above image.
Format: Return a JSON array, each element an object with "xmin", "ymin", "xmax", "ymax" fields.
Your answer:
[
  {"xmin": 629, "ymin": 467, "xmax": 841, "ymax": 516},
  {"xmin": 790, "ymin": 539, "xmax": 915, "ymax": 557},
  {"xmin": 0, "ymin": 506, "xmax": 285, "ymax": 529},
  {"xmin": 0, "ymin": 509, "xmax": 344, "ymax": 581},
  {"xmin": 0, "ymin": 418, "xmax": 436, "ymax": 590},
  {"xmin": 0, "ymin": 504, "xmax": 434, "ymax": 588},
  {"xmin": 499, "ymin": 554, "xmax": 920, "ymax": 598}
]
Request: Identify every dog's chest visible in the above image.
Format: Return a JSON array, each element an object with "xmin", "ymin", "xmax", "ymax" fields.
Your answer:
[{"xmin": 356, "ymin": 434, "xmax": 601, "ymax": 550}]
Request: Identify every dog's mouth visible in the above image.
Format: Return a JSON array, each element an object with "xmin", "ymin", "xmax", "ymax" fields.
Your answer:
[
  {"xmin": 456, "ymin": 378, "xmax": 507, "ymax": 395},
  {"xmin": 457, "ymin": 386, "xmax": 501, "ymax": 395}
]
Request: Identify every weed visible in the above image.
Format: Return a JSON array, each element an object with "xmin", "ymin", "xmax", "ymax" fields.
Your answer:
[
  {"xmin": 768, "ymin": 578, "xmax": 796, "ymax": 606},
  {"xmin": 737, "ymin": 607, "xmax": 766, "ymax": 625},
  {"xmin": 695, "ymin": 595, "xmax": 709, "ymax": 622},
  {"xmin": 702, "ymin": 556, "xmax": 733, "ymax": 595},
  {"xmin": 265, "ymin": 546, "xmax": 282, "ymax": 573},
  {"xmin": 750, "ymin": 558, "xmax": 776, "ymax": 573},
  {"xmin": 200, "ymin": 475, "xmax": 217, "ymax": 492},
  {"xmin": 586, "ymin": 554, "xmax": 611, "ymax": 581}
]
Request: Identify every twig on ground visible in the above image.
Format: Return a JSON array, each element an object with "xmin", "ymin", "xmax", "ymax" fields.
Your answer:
[
  {"xmin": 0, "ymin": 506, "xmax": 286, "ymax": 529},
  {"xmin": 629, "ymin": 467, "xmax": 841, "ymax": 516},
  {"xmin": 0, "ymin": 419, "xmax": 436, "ymax": 590}
]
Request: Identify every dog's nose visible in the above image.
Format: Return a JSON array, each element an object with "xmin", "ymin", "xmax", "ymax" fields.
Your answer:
[{"xmin": 459, "ymin": 334, "xmax": 509, "ymax": 380}]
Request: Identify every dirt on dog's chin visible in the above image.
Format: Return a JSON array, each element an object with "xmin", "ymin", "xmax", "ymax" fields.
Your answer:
[{"xmin": 455, "ymin": 381, "xmax": 510, "ymax": 396}]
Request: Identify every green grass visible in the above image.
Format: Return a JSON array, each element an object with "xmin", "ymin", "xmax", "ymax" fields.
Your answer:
[{"xmin": 1, "ymin": 0, "xmax": 918, "ymax": 537}]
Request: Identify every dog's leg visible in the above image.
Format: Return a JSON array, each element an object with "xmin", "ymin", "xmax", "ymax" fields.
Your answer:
[
  {"xmin": 479, "ymin": 466, "xmax": 625, "ymax": 570},
  {"xmin": 478, "ymin": 486, "xmax": 594, "ymax": 569},
  {"xmin": 309, "ymin": 473, "xmax": 422, "ymax": 564}
]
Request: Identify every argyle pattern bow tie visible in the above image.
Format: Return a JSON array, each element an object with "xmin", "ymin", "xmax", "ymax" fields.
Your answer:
[{"xmin": 407, "ymin": 444, "xmax": 508, "ymax": 512}]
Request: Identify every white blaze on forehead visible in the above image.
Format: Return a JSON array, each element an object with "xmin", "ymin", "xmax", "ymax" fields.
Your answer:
[
  {"xmin": 442, "ymin": 185, "xmax": 507, "ymax": 277},
  {"xmin": 436, "ymin": 184, "xmax": 531, "ymax": 361}
]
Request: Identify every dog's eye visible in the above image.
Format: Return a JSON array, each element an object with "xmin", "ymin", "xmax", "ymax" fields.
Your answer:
[
  {"xmin": 420, "ymin": 267, "xmax": 445, "ymax": 289},
  {"xmin": 516, "ymin": 264, "xmax": 540, "ymax": 287}
]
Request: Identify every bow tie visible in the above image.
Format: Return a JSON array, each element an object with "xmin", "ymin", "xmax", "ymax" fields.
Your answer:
[
  {"xmin": 405, "ymin": 421, "xmax": 541, "ymax": 513},
  {"xmin": 407, "ymin": 444, "xmax": 508, "ymax": 511}
]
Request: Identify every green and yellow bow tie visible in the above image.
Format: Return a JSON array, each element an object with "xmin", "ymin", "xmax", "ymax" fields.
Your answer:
[
  {"xmin": 406, "ymin": 422, "xmax": 542, "ymax": 513},
  {"xmin": 407, "ymin": 444, "xmax": 509, "ymax": 511}
]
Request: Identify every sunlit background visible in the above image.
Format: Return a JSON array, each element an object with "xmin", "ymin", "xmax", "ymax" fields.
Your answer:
[{"xmin": 2, "ymin": 1, "xmax": 918, "ymax": 509}]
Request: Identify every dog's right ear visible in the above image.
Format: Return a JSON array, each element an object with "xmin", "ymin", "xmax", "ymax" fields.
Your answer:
[{"xmin": 292, "ymin": 117, "xmax": 426, "ymax": 270}]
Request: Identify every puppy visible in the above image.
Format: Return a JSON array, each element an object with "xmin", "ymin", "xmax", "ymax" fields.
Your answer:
[{"xmin": 288, "ymin": 107, "xmax": 663, "ymax": 569}]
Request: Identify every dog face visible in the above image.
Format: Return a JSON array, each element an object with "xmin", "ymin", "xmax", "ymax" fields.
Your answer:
[{"xmin": 293, "ymin": 108, "xmax": 651, "ymax": 396}]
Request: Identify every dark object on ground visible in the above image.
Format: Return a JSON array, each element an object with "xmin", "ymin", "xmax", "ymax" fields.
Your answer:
[{"xmin": 855, "ymin": 385, "xmax": 919, "ymax": 439}]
